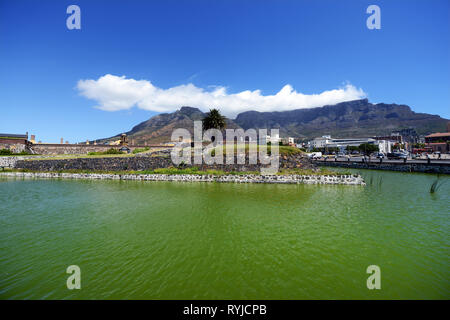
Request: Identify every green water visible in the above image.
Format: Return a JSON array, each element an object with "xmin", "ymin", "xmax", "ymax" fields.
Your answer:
[{"xmin": 0, "ymin": 170, "xmax": 449, "ymax": 299}]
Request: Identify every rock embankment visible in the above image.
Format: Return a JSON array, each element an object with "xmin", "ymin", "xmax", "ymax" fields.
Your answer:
[{"xmin": 0, "ymin": 171, "xmax": 365, "ymax": 185}]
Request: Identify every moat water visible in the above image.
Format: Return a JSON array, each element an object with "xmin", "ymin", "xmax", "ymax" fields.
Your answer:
[{"xmin": 0, "ymin": 169, "xmax": 448, "ymax": 299}]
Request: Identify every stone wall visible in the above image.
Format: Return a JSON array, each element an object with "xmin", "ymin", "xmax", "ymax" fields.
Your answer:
[
  {"xmin": 0, "ymin": 156, "xmax": 36, "ymax": 168},
  {"xmin": 0, "ymin": 171, "xmax": 365, "ymax": 185},
  {"xmin": 12, "ymin": 154, "xmax": 315, "ymax": 172},
  {"xmin": 15, "ymin": 156, "xmax": 173, "ymax": 171},
  {"xmin": 316, "ymin": 161, "xmax": 450, "ymax": 174},
  {"xmin": 30, "ymin": 144, "xmax": 167, "ymax": 155},
  {"xmin": 0, "ymin": 142, "xmax": 27, "ymax": 153}
]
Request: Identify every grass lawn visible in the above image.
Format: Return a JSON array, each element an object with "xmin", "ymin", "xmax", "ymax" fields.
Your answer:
[{"xmin": 179, "ymin": 144, "xmax": 303, "ymax": 156}]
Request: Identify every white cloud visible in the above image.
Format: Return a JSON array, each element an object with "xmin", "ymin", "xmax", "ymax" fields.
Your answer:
[{"xmin": 77, "ymin": 74, "xmax": 366, "ymax": 117}]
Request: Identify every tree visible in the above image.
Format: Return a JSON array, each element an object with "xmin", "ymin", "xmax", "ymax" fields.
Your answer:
[
  {"xmin": 392, "ymin": 143, "xmax": 405, "ymax": 151},
  {"xmin": 202, "ymin": 108, "xmax": 226, "ymax": 143},
  {"xmin": 412, "ymin": 143, "xmax": 425, "ymax": 148},
  {"xmin": 358, "ymin": 143, "xmax": 378, "ymax": 155},
  {"xmin": 326, "ymin": 147, "xmax": 339, "ymax": 154},
  {"xmin": 203, "ymin": 108, "xmax": 226, "ymax": 131}
]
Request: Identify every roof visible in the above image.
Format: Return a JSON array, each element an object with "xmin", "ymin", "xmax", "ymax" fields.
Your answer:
[
  {"xmin": 0, "ymin": 133, "xmax": 28, "ymax": 139},
  {"xmin": 425, "ymin": 132, "xmax": 450, "ymax": 138}
]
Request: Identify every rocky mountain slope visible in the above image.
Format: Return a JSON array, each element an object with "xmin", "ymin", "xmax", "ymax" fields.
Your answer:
[
  {"xmin": 234, "ymin": 99, "xmax": 448, "ymax": 139},
  {"xmin": 99, "ymin": 107, "xmax": 240, "ymax": 144},
  {"xmin": 99, "ymin": 99, "xmax": 448, "ymax": 143}
]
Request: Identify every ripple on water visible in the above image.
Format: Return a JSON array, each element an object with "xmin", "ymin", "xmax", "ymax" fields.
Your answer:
[{"xmin": 0, "ymin": 173, "xmax": 449, "ymax": 299}]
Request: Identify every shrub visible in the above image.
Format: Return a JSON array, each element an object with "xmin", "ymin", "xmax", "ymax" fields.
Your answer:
[
  {"xmin": 16, "ymin": 150, "xmax": 32, "ymax": 155},
  {"xmin": 88, "ymin": 148, "xmax": 124, "ymax": 155},
  {"xmin": 104, "ymin": 148, "xmax": 124, "ymax": 154},
  {"xmin": 0, "ymin": 149, "xmax": 13, "ymax": 155},
  {"xmin": 0, "ymin": 149, "xmax": 32, "ymax": 155},
  {"xmin": 132, "ymin": 147, "xmax": 150, "ymax": 154},
  {"xmin": 153, "ymin": 167, "xmax": 201, "ymax": 175}
]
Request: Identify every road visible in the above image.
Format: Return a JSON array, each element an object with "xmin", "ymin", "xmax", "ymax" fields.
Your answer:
[{"xmin": 314, "ymin": 157, "xmax": 450, "ymax": 165}]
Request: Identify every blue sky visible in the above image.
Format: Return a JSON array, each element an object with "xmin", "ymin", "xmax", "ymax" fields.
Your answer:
[{"xmin": 0, "ymin": 0, "xmax": 449, "ymax": 143}]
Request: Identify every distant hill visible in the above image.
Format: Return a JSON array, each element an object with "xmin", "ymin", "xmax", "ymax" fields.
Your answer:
[
  {"xmin": 98, "ymin": 106, "xmax": 240, "ymax": 144},
  {"xmin": 98, "ymin": 99, "xmax": 449, "ymax": 143},
  {"xmin": 234, "ymin": 99, "xmax": 448, "ymax": 139}
]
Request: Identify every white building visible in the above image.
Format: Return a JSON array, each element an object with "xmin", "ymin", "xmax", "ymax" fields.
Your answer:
[
  {"xmin": 309, "ymin": 135, "xmax": 332, "ymax": 149},
  {"xmin": 308, "ymin": 136, "xmax": 393, "ymax": 153},
  {"xmin": 325, "ymin": 138, "xmax": 376, "ymax": 151},
  {"xmin": 375, "ymin": 140, "xmax": 392, "ymax": 154},
  {"xmin": 261, "ymin": 133, "xmax": 280, "ymax": 145}
]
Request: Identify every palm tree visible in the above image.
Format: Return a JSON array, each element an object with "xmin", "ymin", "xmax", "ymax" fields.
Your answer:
[
  {"xmin": 203, "ymin": 108, "xmax": 226, "ymax": 144},
  {"xmin": 203, "ymin": 108, "xmax": 226, "ymax": 131}
]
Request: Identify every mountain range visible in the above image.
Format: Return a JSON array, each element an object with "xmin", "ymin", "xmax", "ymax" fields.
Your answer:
[{"xmin": 98, "ymin": 99, "xmax": 449, "ymax": 144}]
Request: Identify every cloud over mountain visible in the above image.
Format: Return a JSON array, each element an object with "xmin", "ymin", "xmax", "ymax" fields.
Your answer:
[{"xmin": 77, "ymin": 74, "xmax": 367, "ymax": 117}]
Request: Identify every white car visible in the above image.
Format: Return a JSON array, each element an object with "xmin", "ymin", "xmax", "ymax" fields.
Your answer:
[{"xmin": 308, "ymin": 152, "xmax": 322, "ymax": 159}]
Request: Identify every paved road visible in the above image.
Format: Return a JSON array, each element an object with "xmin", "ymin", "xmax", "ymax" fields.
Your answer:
[{"xmin": 314, "ymin": 157, "xmax": 450, "ymax": 165}]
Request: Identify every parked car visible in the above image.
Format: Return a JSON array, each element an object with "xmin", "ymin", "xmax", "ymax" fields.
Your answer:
[
  {"xmin": 387, "ymin": 152, "xmax": 407, "ymax": 160},
  {"xmin": 373, "ymin": 152, "xmax": 385, "ymax": 159},
  {"xmin": 307, "ymin": 152, "xmax": 322, "ymax": 159}
]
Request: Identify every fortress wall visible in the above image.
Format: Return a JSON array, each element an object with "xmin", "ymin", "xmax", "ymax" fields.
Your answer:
[
  {"xmin": 30, "ymin": 144, "xmax": 165, "ymax": 155},
  {"xmin": 0, "ymin": 142, "xmax": 27, "ymax": 153},
  {"xmin": 10, "ymin": 154, "xmax": 315, "ymax": 172}
]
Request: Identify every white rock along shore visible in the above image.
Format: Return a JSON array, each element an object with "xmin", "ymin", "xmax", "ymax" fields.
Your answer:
[{"xmin": 0, "ymin": 171, "xmax": 365, "ymax": 185}]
